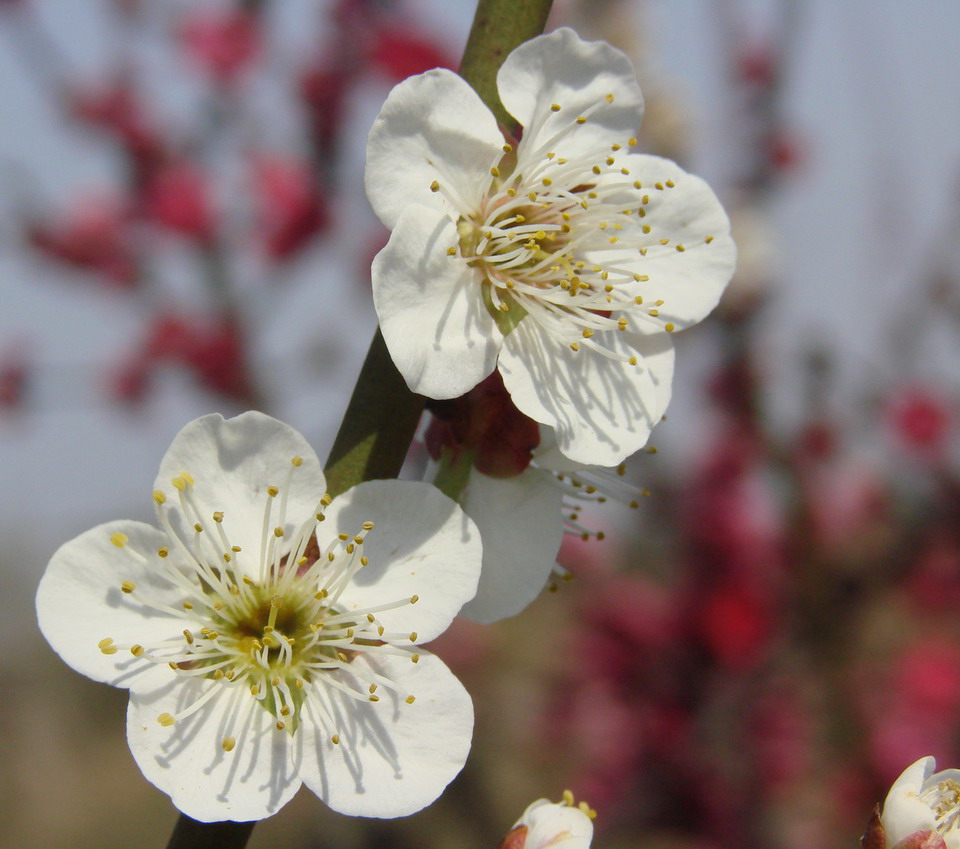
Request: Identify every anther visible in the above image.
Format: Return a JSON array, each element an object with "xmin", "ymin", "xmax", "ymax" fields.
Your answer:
[
  {"xmin": 121, "ymin": 580, "xmax": 136, "ymax": 593},
  {"xmin": 291, "ymin": 456, "xmax": 303, "ymax": 467},
  {"xmin": 222, "ymin": 737, "xmax": 236, "ymax": 752},
  {"xmin": 406, "ymin": 695, "xmax": 416, "ymax": 704},
  {"xmin": 267, "ymin": 486, "xmax": 279, "ymax": 498},
  {"xmin": 430, "ymin": 180, "xmax": 440, "ymax": 192},
  {"xmin": 213, "ymin": 512, "xmax": 224, "ymax": 522},
  {"xmin": 550, "ymin": 103, "xmax": 561, "ymax": 112},
  {"xmin": 110, "ymin": 533, "xmax": 128, "ymax": 548},
  {"xmin": 153, "ymin": 491, "xmax": 166, "ymax": 505},
  {"xmin": 158, "ymin": 713, "xmax": 175, "ymax": 727}
]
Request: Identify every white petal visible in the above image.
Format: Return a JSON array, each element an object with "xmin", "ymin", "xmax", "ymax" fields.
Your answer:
[
  {"xmin": 365, "ymin": 68, "xmax": 504, "ymax": 229},
  {"xmin": 599, "ymin": 157, "xmax": 735, "ymax": 329},
  {"xmin": 154, "ymin": 412, "xmax": 327, "ymax": 578},
  {"xmin": 519, "ymin": 800, "xmax": 595, "ymax": 849},
  {"xmin": 499, "ymin": 28, "xmax": 643, "ymax": 159},
  {"xmin": 297, "ymin": 651, "xmax": 473, "ymax": 818},
  {"xmin": 498, "ymin": 320, "xmax": 674, "ymax": 466},
  {"xmin": 530, "ymin": 426, "xmax": 593, "ymax": 473},
  {"xmin": 882, "ymin": 757, "xmax": 939, "ymax": 846},
  {"xmin": 37, "ymin": 519, "xmax": 191, "ymax": 689},
  {"xmin": 324, "ymin": 479, "xmax": 482, "ymax": 641},
  {"xmin": 459, "ymin": 470, "xmax": 563, "ymax": 624},
  {"xmin": 127, "ymin": 678, "xmax": 300, "ymax": 822},
  {"xmin": 372, "ymin": 205, "xmax": 501, "ymax": 400}
]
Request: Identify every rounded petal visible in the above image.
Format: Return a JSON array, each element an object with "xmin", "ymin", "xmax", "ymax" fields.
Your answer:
[
  {"xmin": 154, "ymin": 412, "xmax": 327, "ymax": 577},
  {"xmin": 372, "ymin": 205, "xmax": 501, "ymax": 399},
  {"xmin": 498, "ymin": 320, "xmax": 674, "ymax": 466},
  {"xmin": 520, "ymin": 799, "xmax": 595, "ymax": 849},
  {"xmin": 323, "ymin": 479, "xmax": 482, "ymax": 642},
  {"xmin": 459, "ymin": 470, "xmax": 563, "ymax": 624},
  {"xmin": 365, "ymin": 68, "xmax": 504, "ymax": 229},
  {"xmin": 128, "ymin": 678, "xmax": 300, "ymax": 822},
  {"xmin": 882, "ymin": 757, "xmax": 936, "ymax": 845},
  {"xmin": 37, "ymin": 519, "xmax": 190, "ymax": 689},
  {"xmin": 297, "ymin": 652, "xmax": 473, "ymax": 818},
  {"xmin": 598, "ymin": 156, "xmax": 735, "ymax": 329},
  {"xmin": 500, "ymin": 28, "xmax": 643, "ymax": 158}
]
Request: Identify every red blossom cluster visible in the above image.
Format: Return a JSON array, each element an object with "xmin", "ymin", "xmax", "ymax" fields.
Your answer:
[{"xmin": 6, "ymin": 0, "xmax": 453, "ymax": 414}]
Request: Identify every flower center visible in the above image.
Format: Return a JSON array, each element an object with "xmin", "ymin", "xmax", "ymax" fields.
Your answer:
[
  {"xmin": 430, "ymin": 92, "xmax": 724, "ymax": 363},
  {"xmin": 922, "ymin": 779, "xmax": 960, "ymax": 836},
  {"xmin": 98, "ymin": 461, "xmax": 421, "ymax": 747}
]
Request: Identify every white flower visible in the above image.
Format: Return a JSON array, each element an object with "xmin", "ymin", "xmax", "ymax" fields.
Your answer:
[
  {"xmin": 458, "ymin": 428, "xmax": 640, "ymax": 624},
  {"xmin": 36, "ymin": 412, "xmax": 481, "ymax": 823},
  {"xmin": 366, "ymin": 27, "xmax": 735, "ymax": 467},
  {"xmin": 882, "ymin": 756, "xmax": 960, "ymax": 849},
  {"xmin": 499, "ymin": 793, "xmax": 595, "ymax": 849}
]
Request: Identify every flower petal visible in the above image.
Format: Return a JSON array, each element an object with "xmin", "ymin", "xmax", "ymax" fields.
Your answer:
[
  {"xmin": 598, "ymin": 156, "xmax": 735, "ymax": 329},
  {"xmin": 36, "ymin": 519, "xmax": 191, "ymax": 689},
  {"xmin": 297, "ymin": 652, "xmax": 473, "ymax": 818},
  {"xmin": 498, "ymin": 319, "xmax": 674, "ymax": 466},
  {"xmin": 127, "ymin": 678, "xmax": 300, "ymax": 822},
  {"xmin": 499, "ymin": 28, "xmax": 643, "ymax": 159},
  {"xmin": 882, "ymin": 757, "xmax": 939, "ymax": 846},
  {"xmin": 372, "ymin": 205, "xmax": 501, "ymax": 399},
  {"xmin": 520, "ymin": 799, "xmax": 595, "ymax": 849},
  {"xmin": 153, "ymin": 412, "xmax": 327, "ymax": 577},
  {"xmin": 459, "ymin": 469, "xmax": 563, "ymax": 624},
  {"xmin": 365, "ymin": 68, "xmax": 504, "ymax": 229},
  {"xmin": 324, "ymin": 479, "xmax": 482, "ymax": 641}
]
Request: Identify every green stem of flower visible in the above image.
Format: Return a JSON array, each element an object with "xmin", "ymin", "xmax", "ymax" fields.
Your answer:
[
  {"xmin": 458, "ymin": 0, "xmax": 554, "ymax": 132},
  {"xmin": 165, "ymin": 1, "xmax": 553, "ymax": 845},
  {"xmin": 433, "ymin": 446, "xmax": 477, "ymax": 502},
  {"xmin": 323, "ymin": 329, "xmax": 426, "ymax": 498}
]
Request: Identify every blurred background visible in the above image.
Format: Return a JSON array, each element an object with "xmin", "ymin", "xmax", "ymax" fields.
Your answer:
[{"xmin": 3, "ymin": 0, "xmax": 960, "ymax": 846}]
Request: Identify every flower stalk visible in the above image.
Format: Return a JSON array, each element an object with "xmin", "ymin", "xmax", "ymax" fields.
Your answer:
[{"xmin": 165, "ymin": 2, "xmax": 555, "ymax": 847}]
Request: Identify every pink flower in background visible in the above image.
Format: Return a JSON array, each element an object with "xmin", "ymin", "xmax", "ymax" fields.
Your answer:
[
  {"xmin": 67, "ymin": 79, "xmax": 164, "ymax": 176},
  {"xmin": 369, "ymin": 26, "xmax": 454, "ymax": 81},
  {"xmin": 889, "ymin": 385, "xmax": 951, "ymax": 457},
  {"xmin": 179, "ymin": 8, "xmax": 261, "ymax": 86},
  {"xmin": 252, "ymin": 155, "xmax": 329, "ymax": 261},
  {"xmin": 141, "ymin": 160, "xmax": 216, "ymax": 244},
  {"xmin": 26, "ymin": 194, "xmax": 138, "ymax": 288},
  {"xmin": 116, "ymin": 313, "xmax": 256, "ymax": 404}
]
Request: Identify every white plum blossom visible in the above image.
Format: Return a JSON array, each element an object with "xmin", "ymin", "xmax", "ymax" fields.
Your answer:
[
  {"xmin": 457, "ymin": 428, "xmax": 642, "ymax": 624},
  {"xmin": 498, "ymin": 792, "xmax": 595, "ymax": 849},
  {"xmin": 36, "ymin": 412, "xmax": 481, "ymax": 823},
  {"xmin": 366, "ymin": 27, "xmax": 735, "ymax": 467},
  {"xmin": 882, "ymin": 757, "xmax": 960, "ymax": 849}
]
